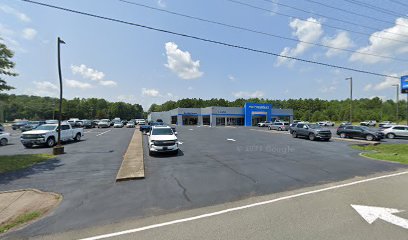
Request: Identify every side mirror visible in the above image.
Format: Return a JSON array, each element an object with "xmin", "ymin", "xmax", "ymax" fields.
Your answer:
[{"xmin": 146, "ymin": 132, "xmax": 150, "ymax": 136}]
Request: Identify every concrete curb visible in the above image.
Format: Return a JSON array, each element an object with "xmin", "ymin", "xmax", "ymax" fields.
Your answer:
[
  {"xmin": 358, "ymin": 152, "xmax": 403, "ymax": 165},
  {"xmin": 116, "ymin": 130, "xmax": 145, "ymax": 181},
  {"xmin": 332, "ymin": 137, "xmax": 380, "ymax": 144}
]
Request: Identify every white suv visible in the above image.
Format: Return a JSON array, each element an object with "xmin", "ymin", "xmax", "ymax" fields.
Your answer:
[
  {"xmin": 147, "ymin": 126, "xmax": 178, "ymax": 155},
  {"xmin": 382, "ymin": 125, "xmax": 408, "ymax": 139}
]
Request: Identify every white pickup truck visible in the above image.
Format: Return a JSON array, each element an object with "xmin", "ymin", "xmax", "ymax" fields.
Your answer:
[{"xmin": 20, "ymin": 123, "xmax": 83, "ymax": 148}]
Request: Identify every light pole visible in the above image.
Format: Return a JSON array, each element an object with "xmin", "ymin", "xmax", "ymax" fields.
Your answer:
[
  {"xmin": 392, "ymin": 84, "xmax": 399, "ymax": 124},
  {"xmin": 53, "ymin": 37, "xmax": 65, "ymax": 155},
  {"xmin": 345, "ymin": 77, "xmax": 353, "ymax": 123}
]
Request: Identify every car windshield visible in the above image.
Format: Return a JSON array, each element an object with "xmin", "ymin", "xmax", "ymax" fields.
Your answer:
[
  {"xmin": 152, "ymin": 128, "xmax": 174, "ymax": 135},
  {"xmin": 35, "ymin": 125, "xmax": 56, "ymax": 131},
  {"xmin": 361, "ymin": 126, "xmax": 370, "ymax": 130}
]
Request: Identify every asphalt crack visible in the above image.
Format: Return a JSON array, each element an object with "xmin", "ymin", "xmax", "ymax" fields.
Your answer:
[
  {"xmin": 205, "ymin": 154, "xmax": 257, "ymax": 184},
  {"xmin": 174, "ymin": 177, "xmax": 191, "ymax": 203}
]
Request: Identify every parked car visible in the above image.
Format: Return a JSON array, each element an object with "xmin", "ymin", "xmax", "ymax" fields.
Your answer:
[
  {"xmin": 113, "ymin": 121, "xmax": 124, "ymax": 128},
  {"xmin": 0, "ymin": 130, "xmax": 10, "ymax": 146},
  {"xmin": 337, "ymin": 125, "xmax": 383, "ymax": 141},
  {"xmin": 318, "ymin": 121, "xmax": 335, "ymax": 127},
  {"xmin": 257, "ymin": 121, "xmax": 272, "ymax": 127},
  {"xmin": 135, "ymin": 119, "xmax": 146, "ymax": 125},
  {"xmin": 45, "ymin": 120, "xmax": 58, "ymax": 124},
  {"xmin": 126, "ymin": 121, "xmax": 136, "ymax": 128},
  {"xmin": 379, "ymin": 121, "xmax": 396, "ymax": 128},
  {"xmin": 140, "ymin": 122, "xmax": 164, "ymax": 133},
  {"xmin": 360, "ymin": 120, "xmax": 377, "ymax": 127},
  {"xmin": 97, "ymin": 120, "xmax": 111, "ymax": 128},
  {"xmin": 340, "ymin": 121, "xmax": 352, "ymax": 126},
  {"xmin": 381, "ymin": 125, "xmax": 408, "ymax": 139},
  {"xmin": 12, "ymin": 120, "xmax": 28, "ymax": 130},
  {"xmin": 20, "ymin": 121, "xmax": 46, "ymax": 132},
  {"xmin": 0, "ymin": 123, "xmax": 4, "ymax": 132},
  {"xmin": 268, "ymin": 122, "xmax": 289, "ymax": 131},
  {"xmin": 82, "ymin": 120, "xmax": 96, "ymax": 129},
  {"xmin": 20, "ymin": 123, "xmax": 84, "ymax": 148},
  {"xmin": 291, "ymin": 123, "xmax": 331, "ymax": 141},
  {"xmin": 68, "ymin": 119, "xmax": 83, "ymax": 128},
  {"xmin": 147, "ymin": 125, "xmax": 178, "ymax": 155}
]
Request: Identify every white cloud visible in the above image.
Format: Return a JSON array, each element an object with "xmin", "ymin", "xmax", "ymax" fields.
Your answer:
[
  {"xmin": 24, "ymin": 81, "xmax": 59, "ymax": 97},
  {"xmin": 233, "ymin": 91, "xmax": 264, "ymax": 98},
  {"xmin": 350, "ymin": 18, "xmax": 408, "ymax": 64},
  {"xmin": 322, "ymin": 31, "xmax": 354, "ymax": 57},
  {"xmin": 22, "ymin": 28, "xmax": 37, "ymax": 40},
  {"xmin": 71, "ymin": 64, "xmax": 105, "ymax": 81},
  {"xmin": 65, "ymin": 79, "xmax": 93, "ymax": 90},
  {"xmin": 276, "ymin": 18, "xmax": 323, "ymax": 66},
  {"xmin": 157, "ymin": 0, "xmax": 166, "ymax": 8},
  {"xmin": 142, "ymin": 88, "xmax": 160, "ymax": 97},
  {"xmin": 99, "ymin": 80, "xmax": 117, "ymax": 86},
  {"xmin": 164, "ymin": 42, "xmax": 203, "ymax": 80},
  {"xmin": 319, "ymin": 79, "xmax": 339, "ymax": 93},
  {"xmin": 0, "ymin": 23, "xmax": 24, "ymax": 52},
  {"xmin": 0, "ymin": 4, "xmax": 30, "ymax": 22},
  {"xmin": 364, "ymin": 74, "xmax": 400, "ymax": 91},
  {"xmin": 228, "ymin": 74, "xmax": 236, "ymax": 82},
  {"xmin": 117, "ymin": 94, "xmax": 135, "ymax": 102}
]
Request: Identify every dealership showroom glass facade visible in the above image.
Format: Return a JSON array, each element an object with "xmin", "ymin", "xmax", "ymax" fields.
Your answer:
[{"xmin": 148, "ymin": 103, "xmax": 294, "ymax": 126}]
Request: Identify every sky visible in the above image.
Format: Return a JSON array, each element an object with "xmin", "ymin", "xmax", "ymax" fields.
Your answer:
[{"xmin": 1, "ymin": 0, "xmax": 407, "ymax": 110}]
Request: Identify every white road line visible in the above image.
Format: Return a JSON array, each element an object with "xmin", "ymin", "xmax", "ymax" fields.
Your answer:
[
  {"xmin": 96, "ymin": 130, "xmax": 111, "ymax": 137},
  {"xmin": 78, "ymin": 170, "xmax": 408, "ymax": 240},
  {"xmin": 226, "ymin": 138, "xmax": 236, "ymax": 142}
]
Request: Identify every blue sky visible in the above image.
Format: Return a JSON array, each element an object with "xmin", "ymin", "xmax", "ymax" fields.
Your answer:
[{"xmin": 1, "ymin": 0, "xmax": 407, "ymax": 110}]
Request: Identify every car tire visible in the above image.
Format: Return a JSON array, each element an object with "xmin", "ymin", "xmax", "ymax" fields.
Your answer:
[
  {"xmin": 268, "ymin": 126, "xmax": 271, "ymax": 130},
  {"xmin": 23, "ymin": 143, "xmax": 33, "ymax": 148},
  {"xmin": 365, "ymin": 134, "xmax": 374, "ymax": 141},
  {"xmin": 323, "ymin": 138, "xmax": 330, "ymax": 141},
  {"xmin": 74, "ymin": 133, "xmax": 81, "ymax": 142},
  {"xmin": 46, "ymin": 137, "xmax": 56, "ymax": 147},
  {"xmin": 292, "ymin": 132, "xmax": 297, "ymax": 138},
  {"xmin": 309, "ymin": 133, "xmax": 316, "ymax": 141},
  {"xmin": 386, "ymin": 133, "xmax": 396, "ymax": 139},
  {"xmin": 0, "ymin": 138, "xmax": 7, "ymax": 146},
  {"xmin": 278, "ymin": 127, "xmax": 282, "ymax": 131},
  {"xmin": 340, "ymin": 133, "xmax": 346, "ymax": 138}
]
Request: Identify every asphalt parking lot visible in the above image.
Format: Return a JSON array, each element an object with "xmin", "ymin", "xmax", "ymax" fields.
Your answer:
[{"xmin": 1, "ymin": 125, "xmax": 407, "ymax": 239}]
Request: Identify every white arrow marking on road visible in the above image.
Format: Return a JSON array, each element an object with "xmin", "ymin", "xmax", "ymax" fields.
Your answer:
[
  {"xmin": 178, "ymin": 141, "xmax": 183, "ymax": 145},
  {"xmin": 226, "ymin": 138, "xmax": 236, "ymax": 142},
  {"xmin": 351, "ymin": 204, "xmax": 408, "ymax": 229},
  {"xmin": 189, "ymin": 129, "xmax": 194, "ymax": 131}
]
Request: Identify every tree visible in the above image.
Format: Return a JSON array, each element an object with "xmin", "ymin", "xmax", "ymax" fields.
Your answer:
[{"xmin": 0, "ymin": 41, "xmax": 17, "ymax": 92}]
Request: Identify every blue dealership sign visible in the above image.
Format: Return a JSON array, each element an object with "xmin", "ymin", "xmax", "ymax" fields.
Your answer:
[
  {"xmin": 244, "ymin": 102, "xmax": 272, "ymax": 126},
  {"xmin": 402, "ymin": 75, "xmax": 408, "ymax": 93}
]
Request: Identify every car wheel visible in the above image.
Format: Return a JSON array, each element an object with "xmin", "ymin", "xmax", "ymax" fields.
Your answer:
[
  {"xmin": 292, "ymin": 131, "xmax": 297, "ymax": 138},
  {"xmin": 365, "ymin": 134, "xmax": 374, "ymax": 141},
  {"xmin": 268, "ymin": 126, "xmax": 271, "ymax": 130},
  {"xmin": 309, "ymin": 133, "xmax": 316, "ymax": 141},
  {"xmin": 23, "ymin": 143, "xmax": 33, "ymax": 148},
  {"xmin": 340, "ymin": 133, "xmax": 346, "ymax": 138},
  {"xmin": 0, "ymin": 138, "xmax": 7, "ymax": 146},
  {"xmin": 386, "ymin": 133, "xmax": 396, "ymax": 139},
  {"xmin": 46, "ymin": 137, "xmax": 56, "ymax": 147},
  {"xmin": 74, "ymin": 133, "xmax": 81, "ymax": 142},
  {"xmin": 278, "ymin": 127, "xmax": 282, "ymax": 131}
]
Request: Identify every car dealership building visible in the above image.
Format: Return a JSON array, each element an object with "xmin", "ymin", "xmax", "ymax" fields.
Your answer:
[{"xmin": 148, "ymin": 103, "xmax": 294, "ymax": 127}]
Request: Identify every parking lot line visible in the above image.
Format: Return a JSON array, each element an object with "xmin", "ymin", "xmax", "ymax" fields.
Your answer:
[
  {"xmin": 96, "ymin": 130, "xmax": 111, "ymax": 136},
  {"xmin": 78, "ymin": 170, "xmax": 408, "ymax": 240}
]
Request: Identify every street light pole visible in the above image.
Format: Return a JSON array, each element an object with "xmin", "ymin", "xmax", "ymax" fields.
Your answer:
[
  {"xmin": 392, "ymin": 84, "xmax": 399, "ymax": 124},
  {"xmin": 53, "ymin": 37, "xmax": 65, "ymax": 155},
  {"xmin": 345, "ymin": 77, "xmax": 353, "ymax": 123}
]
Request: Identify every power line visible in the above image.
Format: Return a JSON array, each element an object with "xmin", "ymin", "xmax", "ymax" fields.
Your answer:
[
  {"xmin": 260, "ymin": 0, "xmax": 408, "ymax": 39},
  {"xmin": 19, "ymin": 0, "xmax": 400, "ymax": 79},
  {"xmin": 343, "ymin": 0, "xmax": 405, "ymax": 18},
  {"xmin": 117, "ymin": 0, "xmax": 408, "ymax": 62},
  {"xmin": 227, "ymin": 0, "xmax": 408, "ymax": 44},
  {"xmin": 389, "ymin": 0, "xmax": 408, "ymax": 8},
  {"xmin": 303, "ymin": 0, "xmax": 408, "ymax": 28}
]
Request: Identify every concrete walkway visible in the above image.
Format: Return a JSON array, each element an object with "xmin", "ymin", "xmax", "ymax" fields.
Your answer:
[
  {"xmin": 0, "ymin": 189, "xmax": 61, "ymax": 234},
  {"xmin": 116, "ymin": 129, "xmax": 145, "ymax": 181}
]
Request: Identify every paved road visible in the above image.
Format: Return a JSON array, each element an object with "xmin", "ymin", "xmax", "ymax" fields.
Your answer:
[{"xmin": 1, "ymin": 126, "xmax": 406, "ymax": 239}]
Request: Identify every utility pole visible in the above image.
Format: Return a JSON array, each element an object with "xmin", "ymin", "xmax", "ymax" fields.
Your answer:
[
  {"xmin": 345, "ymin": 77, "xmax": 353, "ymax": 123},
  {"xmin": 392, "ymin": 84, "xmax": 399, "ymax": 124},
  {"xmin": 53, "ymin": 37, "xmax": 65, "ymax": 155}
]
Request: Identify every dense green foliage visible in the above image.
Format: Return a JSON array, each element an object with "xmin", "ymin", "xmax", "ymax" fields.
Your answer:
[
  {"xmin": 149, "ymin": 97, "xmax": 407, "ymax": 122},
  {"xmin": 0, "ymin": 40, "xmax": 17, "ymax": 92},
  {"xmin": 1, "ymin": 94, "xmax": 144, "ymax": 121}
]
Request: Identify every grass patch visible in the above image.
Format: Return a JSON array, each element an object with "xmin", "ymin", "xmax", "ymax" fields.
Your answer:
[
  {"xmin": 0, "ymin": 154, "xmax": 55, "ymax": 174},
  {"xmin": 352, "ymin": 144, "xmax": 408, "ymax": 164},
  {"xmin": 0, "ymin": 211, "xmax": 41, "ymax": 233}
]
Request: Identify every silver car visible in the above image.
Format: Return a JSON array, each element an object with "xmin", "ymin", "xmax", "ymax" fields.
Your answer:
[{"xmin": 268, "ymin": 122, "xmax": 289, "ymax": 131}]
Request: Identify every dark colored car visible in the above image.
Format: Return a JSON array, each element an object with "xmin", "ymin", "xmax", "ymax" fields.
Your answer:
[
  {"xmin": 140, "ymin": 122, "xmax": 164, "ymax": 133},
  {"xmin": 12, "ymin": 120, "xmax": 28, "ymax": 130},
  {"xmin": 336, "ymin": 125, "xmax": 383, "ymax": 141},
  {"xmin": 20, "ymin": 121, "xmax": 46, "ymax": 132},
  {"xmin": 291, "ymin": 123, "xmax": 332, "ymax": 141},
  {"xmin": 0, "ymin": 123, "xmax": 4, "ymax": 132},
  {"xmin": 82, "ymin": 120, "xmax": 96, "ymax": 129}
]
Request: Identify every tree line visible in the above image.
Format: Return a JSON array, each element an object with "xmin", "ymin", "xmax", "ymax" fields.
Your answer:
[
  {"xmin": 0, "ymin": 94, "xmax": 144, "ymax": 122},
  {"xmin": 148, "ymin": 97, "xmax": 407, "ymax": 122}
]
